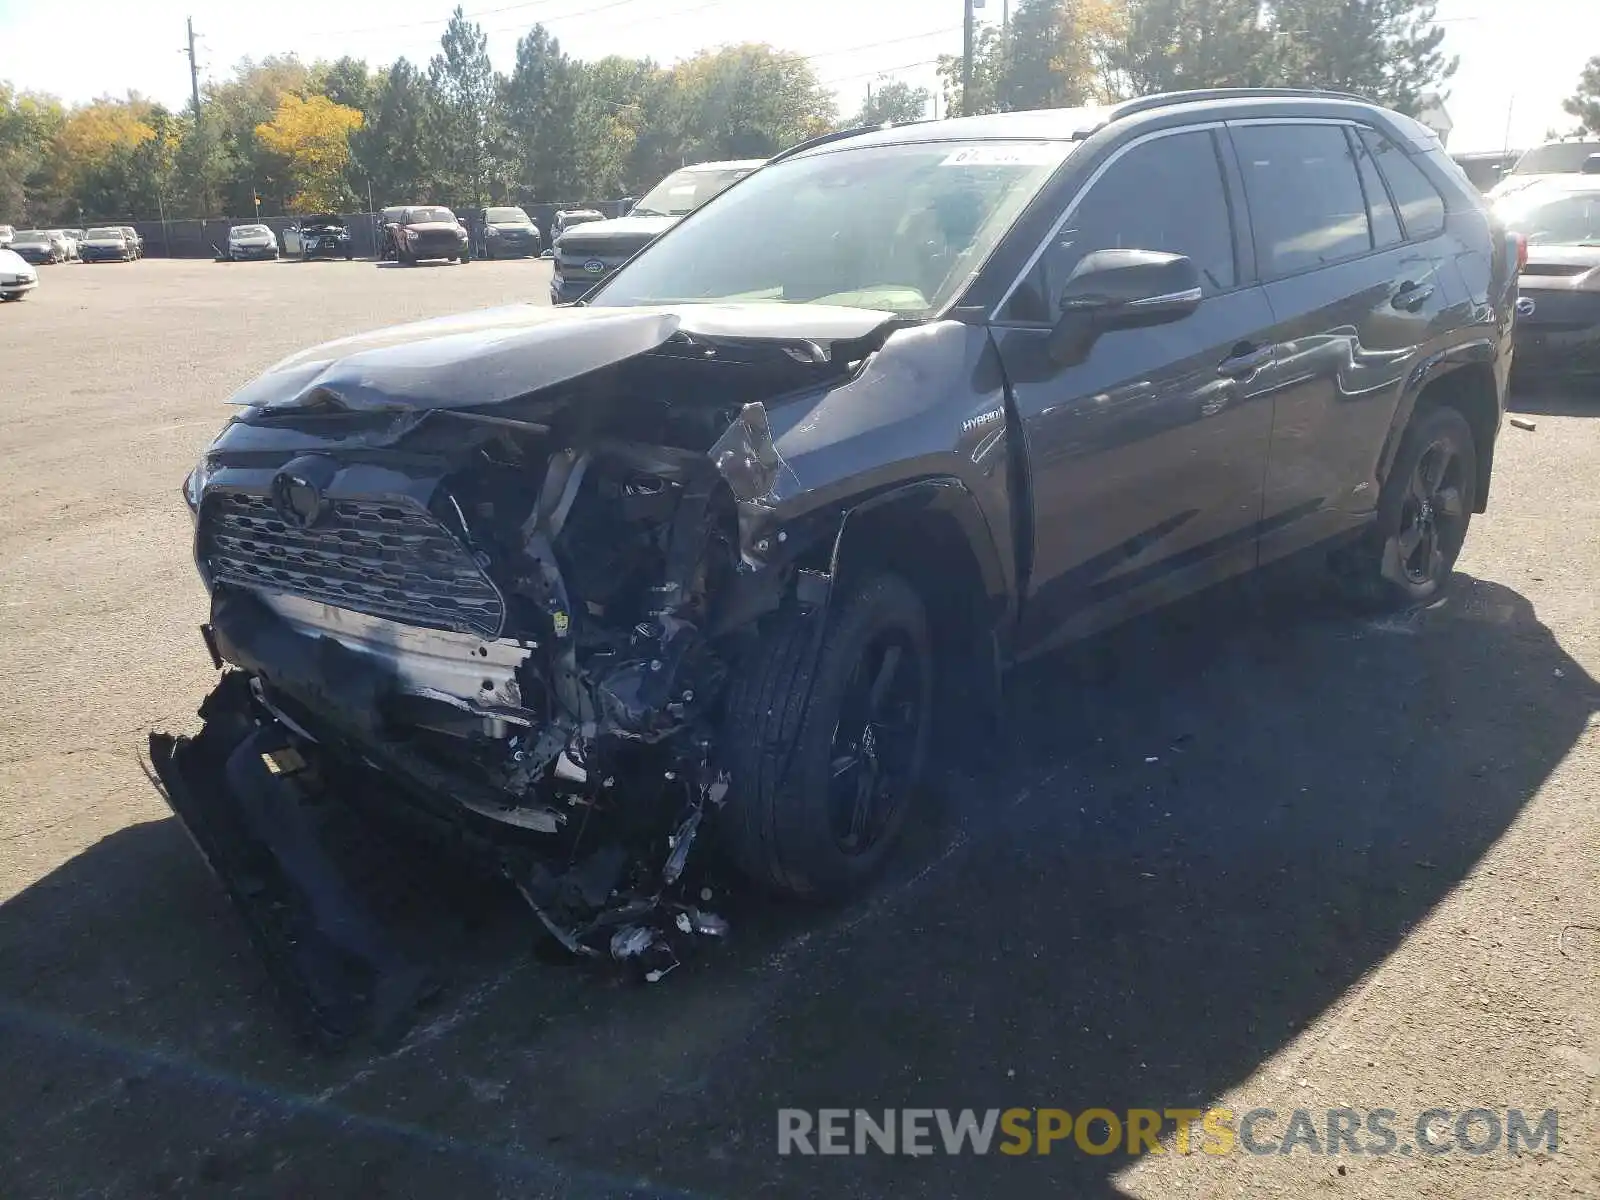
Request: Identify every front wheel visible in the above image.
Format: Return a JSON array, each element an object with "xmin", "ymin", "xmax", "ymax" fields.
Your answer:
[
  {"xmin": 718, "ymin": 574, "xmax": 933, "ymax": 899},
  {"xmin": 1336, "ymin": 404, "xmax": 1477, "ymax": 610}
]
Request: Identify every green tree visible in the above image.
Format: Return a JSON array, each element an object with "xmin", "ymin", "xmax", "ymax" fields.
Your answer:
[
  {"xmin": 499, "ymin": 25, "xmax": 582, "ymax": 201},
  {"xmin": 667, "ymin": 44, "xmax": 835, "ymax": 160},
  {"xmin": 1562, "ymin": 55, "xmax": 1600, "ymax": 135},
  {"xmin": 1110, "ymin": 0, "xmax": 1278, "ymax": 96},
  {"xmin": 850, "ymin": 79, "xmax": 931, "ymax": 126},
  {"xmin": 314, "ymin": 56, "xmax": 373, "ymax": 113},
  {"xmin": 352, "ymin": 59, "xmax": 433, "ymax": 204},
  {"xmin": 0, "ymin": 84, "xmax": 67, "ymax": 222},
  {"xmin": 938, "ymin": 24, "xmax": 1006, "ymax": 116},
  {"xmin": 426, "ymin": 7, "xmax": 499, "ymax": 205},
  {"xmin": 1269, "ymin": 0, "xmax": 1455, "ymax": 115}
]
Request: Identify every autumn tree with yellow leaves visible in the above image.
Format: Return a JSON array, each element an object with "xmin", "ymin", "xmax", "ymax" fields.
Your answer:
[{"xmin": 254, "ymin": 93, "xmax": 363, "ymax": 212}]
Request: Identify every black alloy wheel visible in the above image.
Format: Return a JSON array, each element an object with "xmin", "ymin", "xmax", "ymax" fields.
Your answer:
[
  {"xmin": 827, "ymin": 631, "xmax": 926, "ymax": 856},
  {"xmin": 1395, "ymin": 437, "xmax": 1468, "ymax": 588}
]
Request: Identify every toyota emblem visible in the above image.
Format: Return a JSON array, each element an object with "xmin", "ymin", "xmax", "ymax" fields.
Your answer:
[
  {"xmin": 271, "ymin": 469, "xmax": 326, "ymax": 529},
  {"xmin": 583, "ymin": 259, "xmax": 605, "ymax": 275},
  {"xmin": 1515, "ymin": 296, "xmax": 1536, "ymax": 317}
]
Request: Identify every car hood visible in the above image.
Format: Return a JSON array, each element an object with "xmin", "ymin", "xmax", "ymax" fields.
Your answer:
[
  {"xmin": 403, "ymin": 221, "xmax": 462, "ymax": 235},
  {"xmin": 490, "ymin": 222, "xmax": 537, "ymax": 232},
  {"xmin": 0, "ymin": 248, "xmax": 30, "ymax": 272},
  {"xmin": 557, "ymin": 214, "xmax": 676, "ymax": 245},
  {"xmin": 84, "ymin": 238, "xmax": 127, "ymax": 247},
  {"xmin": 225, "ymin": 302, "xmax": 900, "ymax": 412}
]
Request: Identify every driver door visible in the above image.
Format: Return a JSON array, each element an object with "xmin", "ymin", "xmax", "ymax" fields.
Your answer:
[
  {"xmin": 282, "ymin": 223, "xmax": 302, "ymax": 255},
  {"xmin": 989, "ymin": 125, "xmax": 1279, "ymax": 657}
]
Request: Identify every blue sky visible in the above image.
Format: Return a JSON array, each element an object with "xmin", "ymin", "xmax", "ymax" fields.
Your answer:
[{"xmin": 0, "ymin": 0, "xmax": 1595, "ymax": 151}]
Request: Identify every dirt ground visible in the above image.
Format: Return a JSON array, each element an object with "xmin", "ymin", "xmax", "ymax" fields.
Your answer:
[{"xmin": 0, "ymin": 259, "xmax": 1596, "ymax": 1200}]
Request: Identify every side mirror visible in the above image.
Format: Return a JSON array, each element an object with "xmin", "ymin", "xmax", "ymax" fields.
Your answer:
[
  {"xmin": 1047, "ymin": 249, "xmax": 1202, "ymax": 365},
  {"xmin": 1581, "ymin": 154, "xmax": 1600, "ymax": 176}
]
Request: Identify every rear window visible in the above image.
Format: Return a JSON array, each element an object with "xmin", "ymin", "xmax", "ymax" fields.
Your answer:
[
  {"xmin": 1233, "ymin": 124, "xmax": 1372, "ymax": 278},
  {"xmin": 1362, "ymin": 130, "xmax": 1446, "ymax": 238},
  {"xmin": 1512, "ymin": 142, "xmax": 1600, "ymax": 176}
]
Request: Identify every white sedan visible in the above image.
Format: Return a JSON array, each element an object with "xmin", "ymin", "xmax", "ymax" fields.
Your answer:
[{"xmin": 0, "ymin": 247, "xmax": 39, "ymax": 300}]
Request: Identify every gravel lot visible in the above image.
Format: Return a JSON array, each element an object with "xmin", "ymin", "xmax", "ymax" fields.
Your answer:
[{"xmin": 1, "ymin": 259, "xmax": 1596, "ymax": 1199}]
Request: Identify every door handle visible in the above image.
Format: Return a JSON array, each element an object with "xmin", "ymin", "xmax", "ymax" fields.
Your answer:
[
  {"xmin": 1217, "ymin": 343, "xmax": 1276, "ymax": 379},
  {"xmin": 1392, "ymin": 280, "xmax": 1435, "ymax": 311}
]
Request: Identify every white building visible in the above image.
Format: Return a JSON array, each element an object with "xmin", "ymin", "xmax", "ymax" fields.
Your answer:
[{"xmin": 1418, "ymin": 93, "xmax": 1453, "ymax": 147}]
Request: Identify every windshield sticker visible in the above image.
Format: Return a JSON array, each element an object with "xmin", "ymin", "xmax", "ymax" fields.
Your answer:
[{"xmin": 940, "ymin": 145, "xmax": 1063, "ymax": 167}]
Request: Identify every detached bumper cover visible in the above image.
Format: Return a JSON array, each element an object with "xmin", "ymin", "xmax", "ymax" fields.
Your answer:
[{"xmin": 147, "ymin": 671, "xmax": 432, "ymax": 1047}]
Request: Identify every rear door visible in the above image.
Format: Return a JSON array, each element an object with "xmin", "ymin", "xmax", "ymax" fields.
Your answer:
[
  {"xmin": 1228, "ymin": 120, "xmax": 1459, "ymax": 562},
  {"xmin": 989, "ymin": 124, "xmax": 1278, "ymax": 656}
]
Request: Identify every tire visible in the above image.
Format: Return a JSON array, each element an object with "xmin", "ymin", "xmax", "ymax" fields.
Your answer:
[
  {"xmin": 1336, "ymin": 404, "xmax": 1477, "ymax": 610},
  {"xmin": 718, "ymin": 573, "xmax": 933, "ymax": 899}
]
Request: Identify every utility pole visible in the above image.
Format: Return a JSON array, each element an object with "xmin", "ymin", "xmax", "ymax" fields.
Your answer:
[
  {"xmin": 184, "ymin": 17, "xmax": 202, "ymax": 119},
  {"xmin": 962, "ymin": 0, "xmax": 975, "ymax": 117}
]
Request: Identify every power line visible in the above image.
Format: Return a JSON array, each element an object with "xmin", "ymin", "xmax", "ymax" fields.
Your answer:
[{"xmin": 819, "ymin": 57, "xmax": 944, "ymax": 88}]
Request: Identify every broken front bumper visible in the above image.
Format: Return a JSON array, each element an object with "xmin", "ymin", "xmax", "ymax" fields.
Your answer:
[{"xmin": 147, "ymin": 672, "xmax": 433, "ymax": 1048}]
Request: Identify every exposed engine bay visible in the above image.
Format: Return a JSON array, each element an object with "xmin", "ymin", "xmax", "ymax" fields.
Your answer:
[{"xmin": 149, "ymin": 317, "xmax": 889, "ymax": 1045}]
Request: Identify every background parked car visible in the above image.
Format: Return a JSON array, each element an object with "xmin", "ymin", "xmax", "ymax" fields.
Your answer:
[
  {"xmin": 376, "ymin": 204, "xmax": 410, "ymax": 260},
  {"xmin": 552, "ymin": 208, "xmax": 605, "ymax": 237},
  {"xmin": 1488, "ymin": 137, "xmax": 1600, "ymax": 204},
  {"xmin": 469, "ymin": 205, "xmax": 542, "ymax": 259},
  {"xmin": 284, "ymin": 214, "xmax": 353, "ymax": 260},
  {"xmin": 1495, "ymin": 175, "xmax": 1600, "ymax": 379},
  {"xmin": 118, "ymin": 226, "xmax": 143, "ymax": 259},
  {"xmin": 392, "ymin": 205, "xmax": 469, "ymax": 264},
  {"xmin": 79, "ymin": 227, "xmax": 135, "ymax": 262},
  {"xmin": 9, "ymin": 230, "xmax": 65, "ymax": 264},
  {"xmin": 550, "ymin": 159, "xmax": 762, "ymax": 302},
  {"xmin": 0, "ymin": 246, "xmax": 38, "ymax": 299},
  {"xmin": 225, "ymin": 223, "xmax": 279, "ymax": 261},
  {"xmin": 47, "ymin": 229, "xmax": 79, "ymax": 260}
]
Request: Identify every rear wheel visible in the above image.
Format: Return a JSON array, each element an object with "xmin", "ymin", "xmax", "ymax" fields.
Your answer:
[
  {"xmin": 719, "ymin": 574, "xmax": 933, "ymax": 899},
  {"xmin": 1336, "ymin": 404, "xmax": 1477, "ymax": 610}
]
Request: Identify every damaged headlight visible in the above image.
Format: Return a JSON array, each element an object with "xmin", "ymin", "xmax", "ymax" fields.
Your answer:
[{"xmin": 182, "ymin": 458, "xmax": 212, "ymax": 517}]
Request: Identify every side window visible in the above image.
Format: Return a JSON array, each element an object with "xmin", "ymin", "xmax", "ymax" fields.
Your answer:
[
  {"xmin": 1002, "ymin": 128, "xmax": 1236, "ymax": 322},
  {"xmin": 1351, "ymin": 131, "xmax": 1404, "ymax": 248},
  {"xmin": 1360, "ymin": 129, "xmax": 1447, "ymax": 239},
  {"xmin": 1232, "ymin": 123, "xmax": 1372, "ymax": 278}
]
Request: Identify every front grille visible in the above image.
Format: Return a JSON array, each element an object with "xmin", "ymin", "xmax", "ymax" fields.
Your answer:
[{"xmin": 199, "ymin": 492, "xmax": 506, "ymax": 639}]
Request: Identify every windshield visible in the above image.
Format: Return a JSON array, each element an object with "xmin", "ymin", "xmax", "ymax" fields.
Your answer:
[
  {"xmin": 14, "ymin": 231, "xmax": 49, "ymax": 244},
  {"xmin": 231, "ymin": 225, "xmax": 270, "ymax": 237},
  {"xmin": 406, "ymin": 207, "xmax": 455, "ymax": 225},
  {"xmin": 1512, "ymin": 142, "xmax": 1600, "ymax": 176},
  {"xmin": 631, "ymin": 167, "xmax": 757, "ymax": 217},
  {"xmin": 591, "ymin": 141, "xmax": 1073, "ymax": 317},
  {"xmin": 85, "ymin": 227, "xmax": 122, "ymax": 239},
  {"xmin": 486, "ymin": 207, "xmax": 530, "ymax": 224},
  {"xmin": 1505, "ymin": 191, "xmax": 1600, "ymax": 246}
]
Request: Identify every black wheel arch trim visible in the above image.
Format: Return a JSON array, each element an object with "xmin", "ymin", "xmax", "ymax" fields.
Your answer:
[{"xmin": 1378, "ymin": 336, "xmax": 1504, "ymax": 515}]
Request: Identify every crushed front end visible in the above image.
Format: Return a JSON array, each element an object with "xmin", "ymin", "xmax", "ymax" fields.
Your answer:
[{"xmin": 149, "ymin": 313, "xmax": 877, "ymax": 1043}]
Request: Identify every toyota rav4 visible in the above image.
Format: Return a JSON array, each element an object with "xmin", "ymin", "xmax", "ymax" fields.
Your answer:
[{"xmin": 151, "ymin": 89, "xmax": 1516, "ymax": 1043}]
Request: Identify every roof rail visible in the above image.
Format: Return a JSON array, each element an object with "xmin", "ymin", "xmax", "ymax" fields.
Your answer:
[
  {"xmin": 1107, "ymin": 87, "xmax": 1368, "ymax": 121},
  {"xmin": 767, "ymin": 125, "xmax": 882, "ymax": 165}
]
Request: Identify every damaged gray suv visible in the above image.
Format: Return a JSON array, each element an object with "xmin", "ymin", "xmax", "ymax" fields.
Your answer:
[{"xmin": 151, "ymin": 88, "xmax": 1516, "ymax": 1043}]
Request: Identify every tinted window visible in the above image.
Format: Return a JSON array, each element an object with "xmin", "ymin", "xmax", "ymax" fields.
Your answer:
[
  {"xmin": 1361, "ymin": 130, "xmax": 1446, "ymax": 239},
  {"xmin": 1002, "ymin": 129, "xmax": 1235, "ymax": 322},
  {"xmin": 1513, "ymin": 141, "xmax": 1600, "ymax": 175},
  {"xmin": 1351, "ymin": 133, "xmax": 1403, "ymax": 248},
  {"xmin": 1234, "ymin": 124, "xmax": 1371, "ymax": 277}
]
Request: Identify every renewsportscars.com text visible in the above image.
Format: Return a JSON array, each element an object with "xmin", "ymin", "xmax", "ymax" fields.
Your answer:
[{"xmin": 777, "ymin": 1107, "xmax": 1559, "ymax": 1157}]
